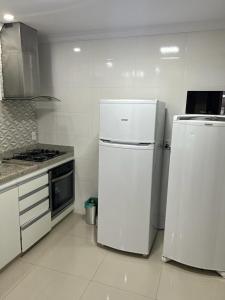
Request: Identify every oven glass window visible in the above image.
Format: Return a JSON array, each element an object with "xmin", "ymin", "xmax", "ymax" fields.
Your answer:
[{"xmin": 52, "ymin": 172, "xmax": 74, "ymax": 215}]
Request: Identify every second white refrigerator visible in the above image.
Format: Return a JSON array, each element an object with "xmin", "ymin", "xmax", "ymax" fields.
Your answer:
[{"xmin": 97, "ymin": 99, "xmax": 165, "ymax": 255}]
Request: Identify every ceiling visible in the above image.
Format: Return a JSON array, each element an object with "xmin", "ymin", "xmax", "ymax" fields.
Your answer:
[{"xmin": 1, "ymin": 0, "xmax": 225, "ymax": 39}]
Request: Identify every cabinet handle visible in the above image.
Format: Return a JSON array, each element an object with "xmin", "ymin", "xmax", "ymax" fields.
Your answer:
[
  {"xmin": 19, "ymin": 184, "xmax": 48, "ymax": 201},
  {"xmin": 51, "ymin": 170, "xmax": 73, "ymax": 183},
  {"xmin": 20, "ymin": 197, "xmax": 49, "ymax": 215},
  {"xmin": 21, "ymin": 209, "xmax": 50, "ymax": 230}
]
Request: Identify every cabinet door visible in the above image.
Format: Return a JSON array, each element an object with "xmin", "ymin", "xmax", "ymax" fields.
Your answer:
[
  {"xmin": 0, "ymin": 187, "xmax": 21, "ymax": 269},
  {"xmin": 98, "ymin": 141, "xmax": 154, "ymax": 254},
  {"xmin": 100, "ymin": 102, "xmax": 156, "ymax": 143}
]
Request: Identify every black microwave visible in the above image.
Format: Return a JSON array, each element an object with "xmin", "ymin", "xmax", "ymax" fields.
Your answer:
[{"xmin": 186, "ymin": 91, "xmax": 225, "ymax": 115}]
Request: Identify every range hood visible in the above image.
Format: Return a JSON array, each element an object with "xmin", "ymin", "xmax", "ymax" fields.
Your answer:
[{"xmin": 0, "ymin": 22, "xmax": 60, "ymax": 101}]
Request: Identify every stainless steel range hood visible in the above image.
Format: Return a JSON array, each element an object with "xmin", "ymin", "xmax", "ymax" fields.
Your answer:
[{"xmin": 0, "ymin": 22, "xmax": 60, "ymax": 101}]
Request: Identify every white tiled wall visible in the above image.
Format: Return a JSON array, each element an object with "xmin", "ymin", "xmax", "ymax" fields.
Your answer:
[{"xmin": 37, "ymin": 30, "xmax": 225, "ymax": 225}]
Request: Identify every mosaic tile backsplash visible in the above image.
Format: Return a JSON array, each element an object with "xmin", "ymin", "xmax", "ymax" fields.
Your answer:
[{"xmin": 0, "ymin": 101, "xmax": 38, "ymax": 152}]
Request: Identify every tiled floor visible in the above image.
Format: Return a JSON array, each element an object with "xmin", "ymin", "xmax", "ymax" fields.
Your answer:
[{"xmin": 0, "ymin": 213, "xmax": 224, "ymax": 300}]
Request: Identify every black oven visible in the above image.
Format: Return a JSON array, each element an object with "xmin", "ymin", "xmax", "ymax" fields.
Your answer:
[{"xmin": 49, "ymin": 160, "xmax": 75, "ymax": 218}]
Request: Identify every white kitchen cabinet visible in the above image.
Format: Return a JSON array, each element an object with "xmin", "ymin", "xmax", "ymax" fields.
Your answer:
[
  {"xmin": 0, "ymin": 187, "xmax": 21, "ymax": 269},
  {"xmin": 18, "ymin": 173, "xmax": 51, "ymax": 252}
]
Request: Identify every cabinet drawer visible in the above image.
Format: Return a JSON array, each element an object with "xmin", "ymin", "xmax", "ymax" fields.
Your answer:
[
  {"xmin": 19, "ymin": 174, "xmax": 48, "ymax": 198},
  {"xmin": 20, "ymin": 199, "xmax": 49, "ymax": 226},
  {"xmin": 19, "ymin": 187, "xmax": 49, "ymax": 212},
  {"xmin": 21, "ymin": 211, "xmax": 51, "ymax": 252}
]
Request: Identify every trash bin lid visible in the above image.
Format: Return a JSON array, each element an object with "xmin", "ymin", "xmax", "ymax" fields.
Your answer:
[{"xmin": 84, "ymin": 197, "xmax": 98, "ymax": 208}]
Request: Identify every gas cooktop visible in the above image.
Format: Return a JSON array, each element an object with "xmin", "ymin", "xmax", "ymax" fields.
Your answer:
[{"xmin": 11, "ymin": 149, "xmax": 65, "ymax": 162}]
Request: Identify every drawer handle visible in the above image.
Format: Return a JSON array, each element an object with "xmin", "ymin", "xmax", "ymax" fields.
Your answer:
[
  {"xmin": 21, "ymin": 209, "xmax": 50, "ymax": 230},
  {"xmin": 19, "ymin": 184, "xmax": 49, "ymax": 201},
  {"xmin": 20, "ymin": 197, "xmax": 49, "ymax": 215}
]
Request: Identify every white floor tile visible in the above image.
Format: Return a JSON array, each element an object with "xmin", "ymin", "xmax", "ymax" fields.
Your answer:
[
  {"xmin": 32, "ymin": 235, "xmax": 106, "ymax": 279},
  {"xmin": 0, "ymin": 259, "xmax": 33, "ymax": 298},
  {"xmin": 1, "ymin": 214, "xmax": 225, "ymax": 300},
  {"xmin": 157, "ymin": 262, "xmax": 225, "ymax": 300},
  {"xmin": 21, "ymin": 226, "xmax": 66, "ymax": 264},
  {"xmin": 66, "ymin": 214, "xmax": 96, "ymax": 242},
  {"xmin": 93, "ymin": 250, "xmax": 162, "ymax": 298},
  {"xmin": 81, "ymin": 281, "xmax": 153, "ymax": 300},
  {"xmin": 4, "ymin": 266, "xmax": 89, "ymax": 300}
]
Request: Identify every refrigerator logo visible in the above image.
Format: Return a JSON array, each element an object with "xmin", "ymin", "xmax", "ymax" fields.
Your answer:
[{"xmin": 121, "ymin": 118, "xmax": 128, "ymax": 121}]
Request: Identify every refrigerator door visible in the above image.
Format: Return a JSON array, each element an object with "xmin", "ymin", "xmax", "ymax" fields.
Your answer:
[
  {"xmin": 100, "ymin": 100, "xmax": 157, "ymax": 143},
  {"xmin": 163, "ymin": 120, "xmax": 225, "ymax": 271},
  {"xmin": 97, "ymin": 141, "xmax": 155, "ymax": 255}
]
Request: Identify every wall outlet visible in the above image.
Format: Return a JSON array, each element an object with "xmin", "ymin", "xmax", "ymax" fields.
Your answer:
[{"xmin": 31, "ymin": 131, "xmax": 37, "ymax": 141}]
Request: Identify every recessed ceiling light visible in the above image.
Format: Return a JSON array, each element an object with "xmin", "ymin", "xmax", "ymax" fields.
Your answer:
[
  {"xmin": 3, "ymin": 13, "xmax": 14, "ymax": 22},
  {"xmin": 161, "ymin": 56, "xmax": 180, "ymax": 60},
  {"xmin": 73, "ymin": 47, "xmax": 81, "ymax": 52},
  {"xmin": 106, "ymin": 59, "xmax": 113, "ymax": 68},
  {"xmin": 106, "ymin": 61, "xmax": 113, "ymax": 68},
  {"xmin": 160, "ymin": 46, "xmax": 180, "ymax": 54},
  {"xmin": 155, "ymin": 67, "xmax": 160, "ymax": 73}
]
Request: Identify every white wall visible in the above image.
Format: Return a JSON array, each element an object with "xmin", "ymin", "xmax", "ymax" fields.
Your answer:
[{"xmin": 37, "ymin": 30, "xmax": 225, "ymax": 225}]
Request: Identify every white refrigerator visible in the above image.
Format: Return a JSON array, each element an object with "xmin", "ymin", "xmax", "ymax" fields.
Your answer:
[
  {"xmin": 163, "ymin": 115, "xmax": 225, "ymax": 277},
  {"xmin": 97, "ymin": 99, "xmax": 165, "ymax": 255}
]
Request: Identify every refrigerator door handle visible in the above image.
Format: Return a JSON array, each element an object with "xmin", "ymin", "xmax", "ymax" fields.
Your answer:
[{"xmin": 99, "ymin": 139, "xmax": 155, "ymax": 150}]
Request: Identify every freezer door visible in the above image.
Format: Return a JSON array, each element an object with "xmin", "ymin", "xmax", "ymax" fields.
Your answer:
[
  {"xmin": 97, "ymin": 141, "xmax": 155, "ymax": 255},
  {"xmin": 163, "ymin": 122, "xmax": 225, "ymax": 271},
  {"xmin": 99, "ymin": 101, "xmax": 157, "ymax": 143}
]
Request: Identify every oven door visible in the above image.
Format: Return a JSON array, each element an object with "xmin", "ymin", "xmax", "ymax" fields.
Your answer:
[{"xmin": 49, "ymin": 162, "xmax": 74, "ymax": 218}]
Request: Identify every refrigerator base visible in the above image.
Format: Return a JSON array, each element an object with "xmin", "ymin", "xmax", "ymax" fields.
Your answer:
[
  {"xmin": 162, "ymin": 256, "xmax": 225, "ymax": 279},
  {"xmin": 217, "ymin": 271, "xmax": 225, "ymax": 279},
  {"xmin": 97, "ymin": 242, "xmax": 150, "ymax": 256},
  {"xmin": 161, "ymin": 256, "xmax": 171, "ymax": 263},
  {"xmin": 98, "ymin": 229, "xmax": 157, "ymax": 256}
]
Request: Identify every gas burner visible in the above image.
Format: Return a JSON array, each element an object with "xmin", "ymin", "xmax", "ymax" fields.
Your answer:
[{"xmin": 12, "ymin": 149, "xmax": 65, "ymax": 162}]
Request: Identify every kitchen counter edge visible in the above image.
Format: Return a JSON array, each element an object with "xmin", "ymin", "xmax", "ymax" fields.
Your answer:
[{"xmin": 0, "ymin": 153, "xmax": 75, "ymax": 193}]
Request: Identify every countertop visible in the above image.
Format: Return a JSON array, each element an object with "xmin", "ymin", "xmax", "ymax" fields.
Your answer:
[{"xmin": 0, "ymin": 143, "xmax": 74, "ymax": 186}]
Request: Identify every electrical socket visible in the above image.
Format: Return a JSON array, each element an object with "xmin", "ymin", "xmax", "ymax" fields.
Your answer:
[{"xmin": 31, "ymin": 131, "xmax": 37, "ymax": 141}]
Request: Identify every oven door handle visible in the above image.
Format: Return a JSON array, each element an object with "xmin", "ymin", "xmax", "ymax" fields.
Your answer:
[{"xmin": 51, "ymin": 170, "xmax": 73, "ymax": 183}]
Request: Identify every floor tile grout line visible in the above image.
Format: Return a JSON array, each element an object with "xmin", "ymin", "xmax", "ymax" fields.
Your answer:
[
  {"xmin": 1, "ymin": 260, "xmax": 36, "ymax": 299},
  {"xmin": 92, "ymin": 278, "xmax": 156, "ymax": 299},
  {"xmin": 151, "ymin": 232, "xmax": 164, "ymax": 300},
  {"xmin": 89, "ymin": 249, "xmax": 108, "ymax": 281},
  {"xmin": 78, "ymin": 279, "xmax": 92, "ymax": 300},
  {"xmin": 87, "ymin": 237, "xmax": 163, "ymax": 299},
  {"xmin": 51, "ymin": 229, "xmax": 95, "ymax": 241},
  {"xmin": 51, "ymin": 226, "xmax": 98, "ymax": 244},
  {"xmin": 1, "ymin": 215, "xmax": 94, "ymax": 299},
  {"xmin": 2, "ymin": 262, "xmax": 92, "ymax": 299},
  {"xmin": 1, "ymin": 213, "xmax": 161, "ymax": 300},
  {"xmin": 19, "ymin": 261, "xmax": 94, "ymax": 282},
  {"xmin": 154, "ymin": 259, "xmax": 164, "ymax": 300}
]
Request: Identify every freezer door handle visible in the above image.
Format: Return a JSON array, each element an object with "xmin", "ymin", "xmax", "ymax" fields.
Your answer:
[{"xmin": 99, "ymin": 140, "xmax": 154, "ymax": 150}]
